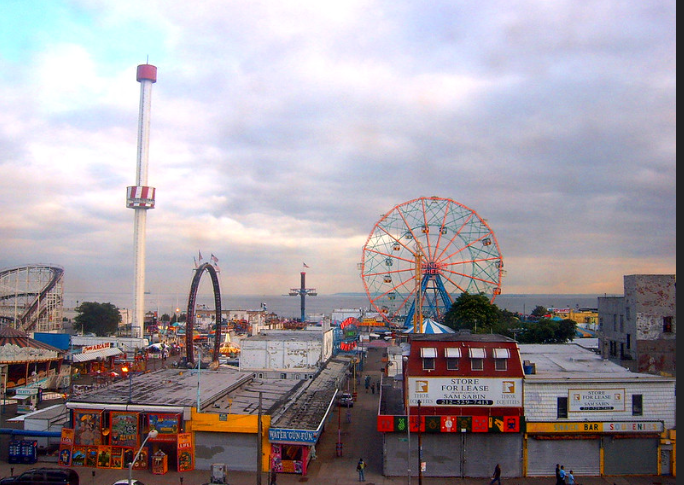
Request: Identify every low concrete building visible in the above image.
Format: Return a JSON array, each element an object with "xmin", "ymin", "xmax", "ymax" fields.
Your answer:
[{"xmin": 239, "ymin": 329, "xmax": 334, "ymax": 379}]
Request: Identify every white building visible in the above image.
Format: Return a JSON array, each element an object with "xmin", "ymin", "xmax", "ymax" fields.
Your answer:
[
  {"xmin": 520, "ymin": 343, "xmax": 676, "ymax": 476},
  {"xmin": 239, "ymin": 329, "xmax": 334, "ymax": 379}
]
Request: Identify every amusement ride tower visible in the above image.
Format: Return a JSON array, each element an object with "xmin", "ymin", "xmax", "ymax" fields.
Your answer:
[{"xmin": 126, "ymin": 64, "xmax": 157, "ymax": 338}]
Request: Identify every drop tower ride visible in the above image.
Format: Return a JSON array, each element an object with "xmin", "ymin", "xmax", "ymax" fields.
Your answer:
[{"xmin": 126, "ymin": 64, "xmax": 157, "ymax": 338}]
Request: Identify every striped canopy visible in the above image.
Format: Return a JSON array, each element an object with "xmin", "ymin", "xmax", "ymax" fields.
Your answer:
[{"xmin": 402, "ymin": 318, "xmax": 455, "ymax": 334}]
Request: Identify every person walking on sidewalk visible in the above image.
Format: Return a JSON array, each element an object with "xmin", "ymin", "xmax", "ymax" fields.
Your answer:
[
  {"xmin": 489, "ymin": 463, "xmax": 502, "ymax": 485},
  {"xmin": 566, "ymin": 470, "xmax": 575, "ymax": 485},
  {"xmin": 357, "ymin": 457, "xmax": 366, "ymax": 481}
]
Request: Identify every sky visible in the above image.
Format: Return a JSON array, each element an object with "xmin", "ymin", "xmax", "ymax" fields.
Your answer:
[{"xmin": 0, "ymin": 1, "xmax": 676, "ymax": 310}]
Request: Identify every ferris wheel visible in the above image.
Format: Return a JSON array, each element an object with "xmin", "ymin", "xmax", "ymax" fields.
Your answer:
[{"xmin": 360, "ymin": 196, "xmax": 504, "ymax": 327}]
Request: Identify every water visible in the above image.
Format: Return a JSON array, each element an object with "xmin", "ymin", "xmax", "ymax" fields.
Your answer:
[{"xmin": 63, "ymin": 292, "xmax": 606, "ymax": 319}]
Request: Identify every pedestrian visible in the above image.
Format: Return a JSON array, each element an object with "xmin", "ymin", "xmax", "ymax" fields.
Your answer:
[
  {"xmin": 357, "ymin": 457, "xmax": 366, "ymax": 481},
  {"xmin": 489, "ymin": 463, "xmax": 501, "ymax": 485},
  {"xmin": 555, "ymin": 464, "xmax": 562, "ymax": 485},
  {"xmin": 371, "ymin": 382, "xmax": 375, "ymax": 394},
  {"xmin": 269, "ymin": 470, "xmax": 277, "ymax": 485},
  {"xmin": 566, "ymin": 470, "xmax": 575, "ymax": 485},
  {"xmin": 365, "ymin": 375, "xmax": 370, "ymax": 393},
  {"xmin": 560, "ymin": 465, "xmax": 567, "ymax": 483}
]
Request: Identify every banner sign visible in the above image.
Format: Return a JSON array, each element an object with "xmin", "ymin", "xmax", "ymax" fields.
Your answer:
[
  {"xmin": 177, "ymin": 432, "xmax": 194, "ymax": 472},
  {"xmin": 58, "ymin": 429, "xmax": 74, "ymax": 466},
  {"xmin": 568, "ymin": 388, "xmax": 625, "ymax": 412},
  {"xmin": 526, "ymin": 420, "xmax": 663, "ymax": 434},
  {"xmin": 407, "ymin": 377, "xmax": 522, "ymax": 407},
  {"xmin": 74, "ymin": 410, "xmax": 103, "ymax": 446},
  {"xmin": 377, "ymin": 415, "xmax": 522, "ymax": 433},
  {"xmin": 268, "ymin": 428, "xmax": 319, "ymax": 444},
  {"xmin": 110, "ymin": 412, "xmax": 139, "ymax": 447},
  {"xmin": 148, "ymin": 413, "xmax": 180, "ymax": 435}
]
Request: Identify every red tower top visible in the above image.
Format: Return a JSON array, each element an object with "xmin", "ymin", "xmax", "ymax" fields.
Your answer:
[{"xmin": 136, "ymin": 64, "xmax": 157, "ymax": 83}]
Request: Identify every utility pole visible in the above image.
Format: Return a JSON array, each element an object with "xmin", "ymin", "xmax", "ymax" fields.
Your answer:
[
  {"xmin": 417, "ymin": 399, "xmax": 423, "ymax": 485},
  {"xmin": 257, "ymin": 391, "xmax": 263, "ymax": 485}
]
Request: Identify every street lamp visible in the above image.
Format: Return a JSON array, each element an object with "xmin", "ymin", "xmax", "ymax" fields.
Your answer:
[
  {"xmin": 121, "ymin": 365, "xmax": 132, "ymax": 404},
  {"xmin": 128, "ymin": 428, "xmax": 158, "ymax": 485}
]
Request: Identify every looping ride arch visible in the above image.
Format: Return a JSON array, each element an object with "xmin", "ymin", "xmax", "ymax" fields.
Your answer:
[{"xmin": 185, "ymin": 262, "xmax": 222, "ymax": 365}]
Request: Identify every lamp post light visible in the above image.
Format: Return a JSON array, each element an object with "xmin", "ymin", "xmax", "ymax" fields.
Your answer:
[
  {"xmin": 128, "ymin": 428, "xmax": 158, "ymax": 485},
  {"xmin": 121, "ymin": 365, "xmax": 132, "ymax": 404}
]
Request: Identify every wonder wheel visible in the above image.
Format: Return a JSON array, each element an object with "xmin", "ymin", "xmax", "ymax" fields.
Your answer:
[{"xmin": 360, "ymin": 196, "xmax": 504, "ymax": 327}]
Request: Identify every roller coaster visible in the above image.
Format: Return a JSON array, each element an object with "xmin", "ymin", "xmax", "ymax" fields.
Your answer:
[{"xmin": 0, "ymin": 264, "xmax": 65, "ymax": 333}]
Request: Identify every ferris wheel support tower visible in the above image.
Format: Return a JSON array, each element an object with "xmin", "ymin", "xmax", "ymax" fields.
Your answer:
[{"xmin": 126, "ymin": 64, "xmax": 157, "ymax": 339}]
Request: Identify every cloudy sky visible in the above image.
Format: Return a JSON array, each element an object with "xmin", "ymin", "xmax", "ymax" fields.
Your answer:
[{"xmin": 0, "ymin": 1, "xmax": 676, "ymax": 309}]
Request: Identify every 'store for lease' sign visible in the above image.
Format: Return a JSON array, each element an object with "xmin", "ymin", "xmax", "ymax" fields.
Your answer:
[{"xmin": 569, "ymin": 388, "xmax": 625, "ymax": 412}]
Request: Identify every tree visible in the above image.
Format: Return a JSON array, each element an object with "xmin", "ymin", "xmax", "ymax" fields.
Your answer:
[
  {"xmin": 443, "ymin": 292, "xmax": 505, "ymax": 334},
  {"xmin": 517, "ymin": 317, "xmax": 577, "ymax": 344},
  {"xmin": 74, "ymin": 302, "xmax": 121, "ymax": 336},
  {"xmin": 530, "ymin": 305, "xmax": 548, "ymax": 318}
]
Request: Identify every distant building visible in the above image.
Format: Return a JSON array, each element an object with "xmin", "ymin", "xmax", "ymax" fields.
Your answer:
[
  {"xmin": 239, "ymin": 329, "xmax": 334, "ymax": 379},
  {"xmin": 598, "ymin": 274, "xmax": 676, "ymax": 376}
]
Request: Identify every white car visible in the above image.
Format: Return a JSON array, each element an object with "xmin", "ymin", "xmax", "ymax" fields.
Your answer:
[
  {"xmin": 111, "ymin": 480, "xmax": 146, "ymax": 485},
  {"xmin": 338, "ymin": 392, "xmax": 354, "ymax": 407}
]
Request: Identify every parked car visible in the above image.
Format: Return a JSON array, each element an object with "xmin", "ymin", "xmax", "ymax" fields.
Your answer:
[
  {"xmin": 110, "ymin": 480, "xmax": 145, "ymax": 485},
  {"xmin": 338, "ymin": 392, "xmax": 354, "ymax": 407},
  {"xmin": 0, "ymin": 468, "xmax": 79, "ymax": 485}
]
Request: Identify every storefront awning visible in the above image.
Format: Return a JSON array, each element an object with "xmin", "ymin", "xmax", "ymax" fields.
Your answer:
[{"xmin": 72, "ymin": 347, "xmax": 123, "ymax": 363}]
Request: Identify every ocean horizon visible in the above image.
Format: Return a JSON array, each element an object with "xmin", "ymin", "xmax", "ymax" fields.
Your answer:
[{"xmin": 62, "ymin": 292, "xmax": 614, "ymax": 319}]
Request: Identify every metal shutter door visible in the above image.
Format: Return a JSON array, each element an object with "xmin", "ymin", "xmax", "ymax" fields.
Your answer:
[
  {"xmin": 526, "ymin": 437, "xmax": 599, "ymax": 476},
  {"xmin": 464, "ymin": 434, "xmax": 523, "ymax": 478},
  {"xmin": 603, "ymin": 437, "xmax": 658, "ymax": 475},
  {"xmin": 194, "ymin": 431, "xmax": 257, "ymax": 472}
]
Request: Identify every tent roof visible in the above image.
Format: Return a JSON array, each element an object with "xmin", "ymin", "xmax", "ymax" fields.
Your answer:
[{"xmin": 402, "ymin": 318, "xmax": 455, "ymax": 334}]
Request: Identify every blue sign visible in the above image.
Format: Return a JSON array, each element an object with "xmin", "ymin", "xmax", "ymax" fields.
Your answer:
[{"xmin": 268, "ymin": 428, "xmax": 319, "ymax": 444}]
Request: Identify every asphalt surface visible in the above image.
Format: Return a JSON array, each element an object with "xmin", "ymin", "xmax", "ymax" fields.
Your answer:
[{"xmin": 0, "ymin": 348, "xmax": 676, "ymax": 485}]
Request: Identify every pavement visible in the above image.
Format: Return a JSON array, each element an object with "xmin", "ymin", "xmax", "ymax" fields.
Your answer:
[{"xmin": 0, "ymin": 348, "xmax": 676, "ymax": 485}]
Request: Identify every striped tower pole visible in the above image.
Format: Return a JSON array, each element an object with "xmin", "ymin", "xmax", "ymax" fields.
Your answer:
[{"xmin": 127, "ymin": 64, "xmax": 157, "ymax": 339}]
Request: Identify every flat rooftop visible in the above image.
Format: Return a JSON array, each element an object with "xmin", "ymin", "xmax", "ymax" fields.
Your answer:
[
  {"xmin": 519, "ymin": 343, "xmax": 672, "ymax": 381},
  {"xmin": 67, "ymin": 355, "xmax": 354, "ymax": 432}
]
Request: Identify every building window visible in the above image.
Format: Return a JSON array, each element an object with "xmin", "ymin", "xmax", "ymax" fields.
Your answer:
[
  {"xmin": 468, "ymin": 348, "xmax": 486, "ymax": 371},
  {"xmin": 421, "ymin": 347, "xmax": 437, "ymax": 371},
  {"xmin": 470, "ymin": 358, "xmax": 483, "ymax": 371},
  {"xmin": 632, "ymin": 394, "xmax": 643, "ymax": 416},
  {"xmin": 557, "ymin": 397, "xmax": 568, "ymax": 418},
  {"xmin": 445, "ymin": 348, "xmax": 461, "ymax": 370},
  {"xmin": 626, "ymin": 334, "xmax": 631, "ymax": 350},
  {"xmin": 619, "ymin": 314, "xmax": 624, "ymax": 332},
  {"xmin": 493, "ymin": 348, "xmax": 509, "ymax": 371},
  {"xmin": 280, "ymin": 373, "xmax": 286, "ymax": 379},
  {"xmin": 663, "ymin": 316, "xmax": 673, "ymax": 333}
]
